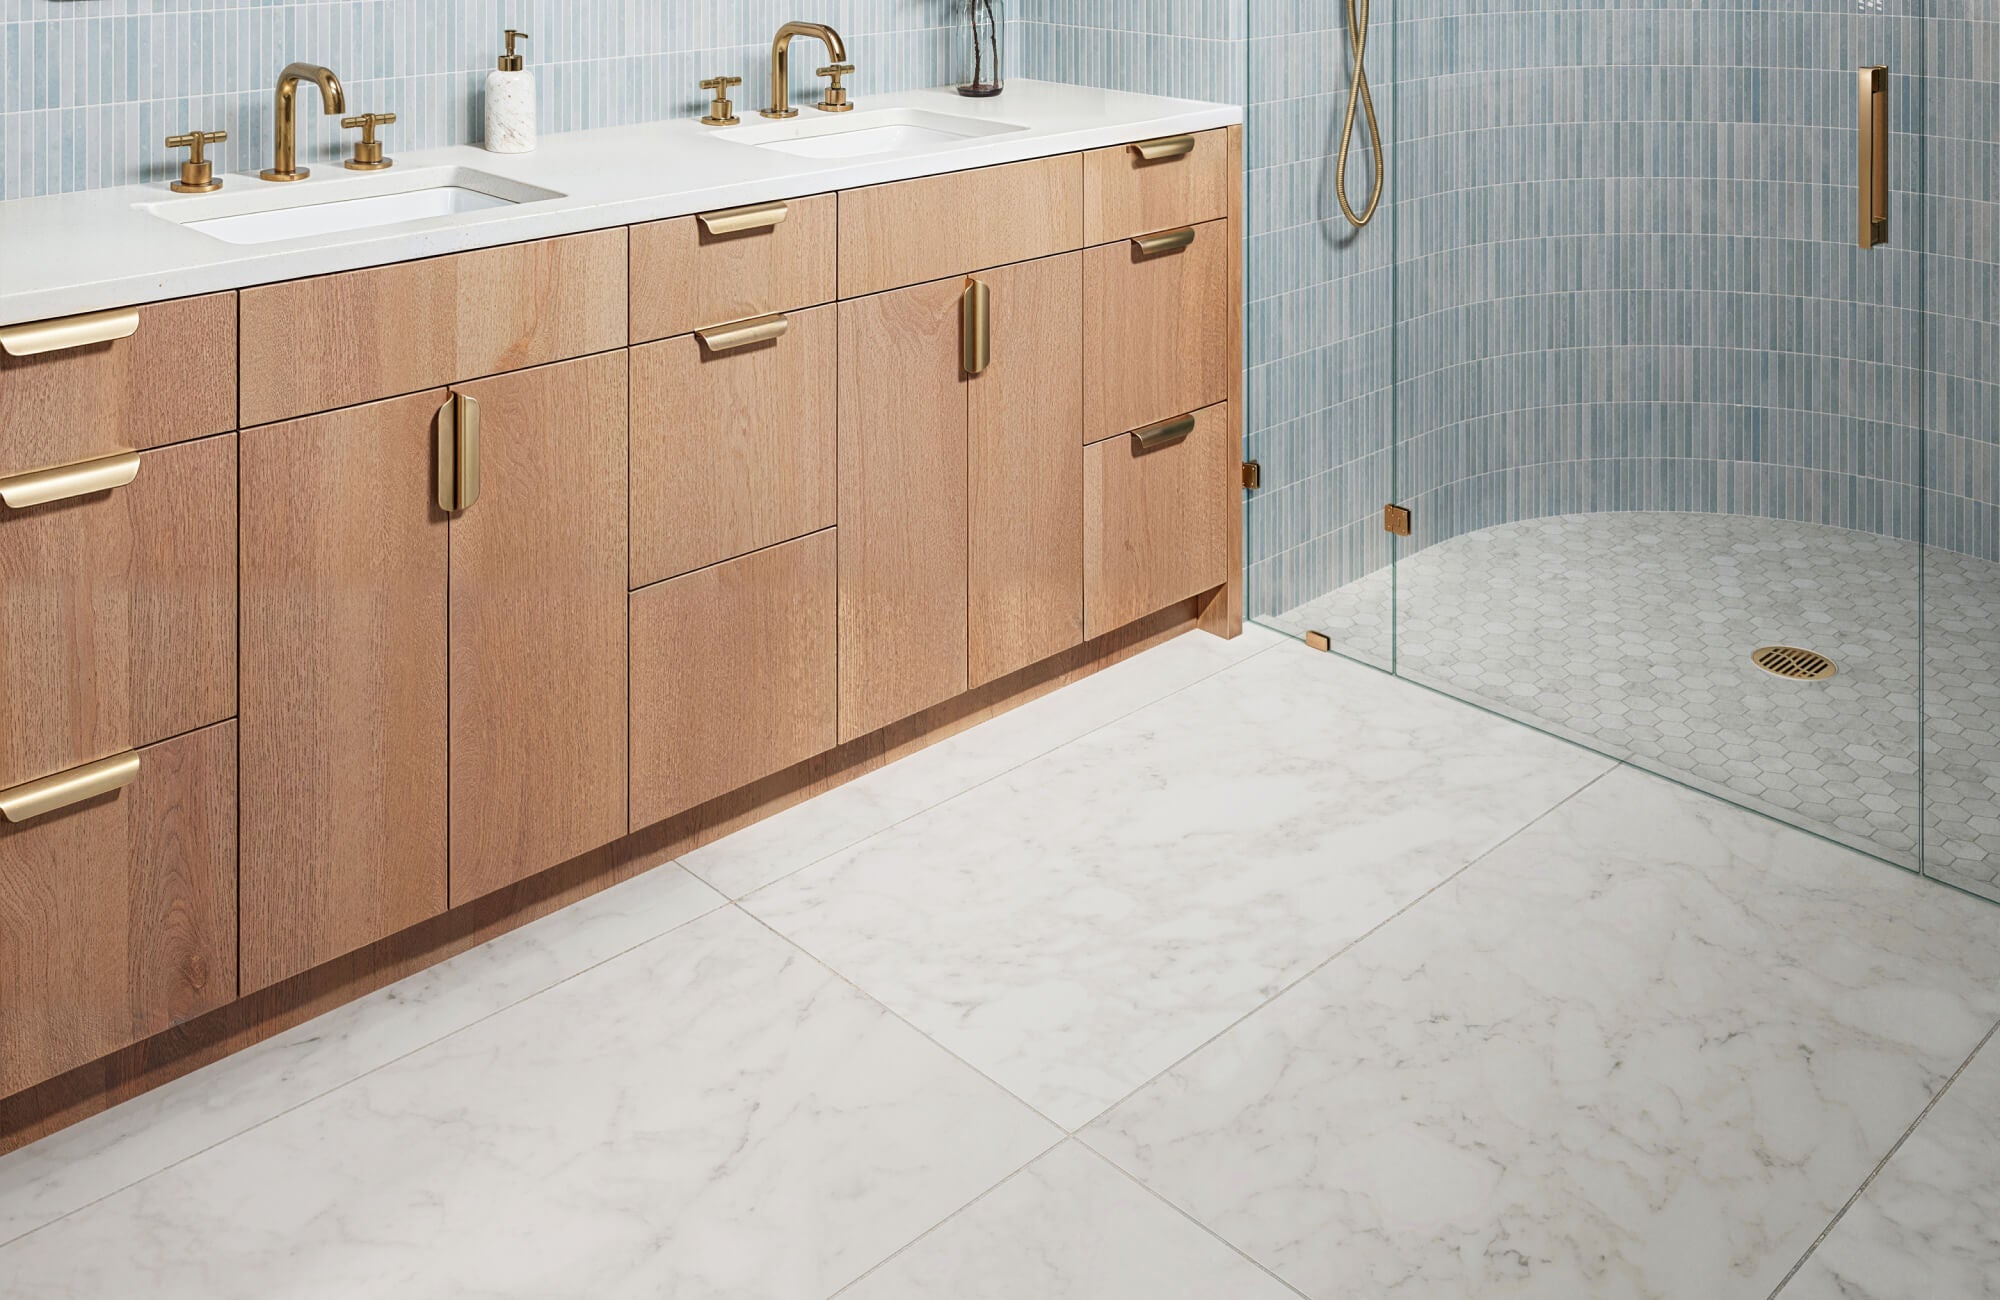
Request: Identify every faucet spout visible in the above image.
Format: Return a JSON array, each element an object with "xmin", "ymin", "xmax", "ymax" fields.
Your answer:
[
  {"xmin": 262, "ymin": 62, "xmax": 347, "ymax": 182},
  {"xmin": 764, "ymin": 22, "xmax": 847, "ymax": 119}
]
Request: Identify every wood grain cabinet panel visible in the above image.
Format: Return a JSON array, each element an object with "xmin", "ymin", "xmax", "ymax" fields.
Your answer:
[
  {"xmin": 1082, "ymin": 220, "xmax": 1230, "ymax": 443},
  {"xmin": 0, "ymin": 293, "xmax": 236, "ymax": 480},
  {"xmin": 238, "ymin": 230, "xmax": 627, "ymax": 426},
  {"xmin": 450, "ymin": 352, "xmax": 629, "ymax": 904},
  {"xmin": 837, "ymin": 277, "xmax": 969, "ymax": 742},
  {"xmin": 838, "ymin": 155, "xmax": 1084, "ymax": 298},
  {"xmin": 1082, "ymin": 130, "xmax": 1232, "ymax": 245},
  {"xmin": 629, "ymin": 530, "xmax": 837, "ymax": 828},
  {"xmin": 0, "ymin": 435, "xmax": 235, "ymax": 790},
  {"xmin": 629, "ymin": 304, "xmax": 836, "ymax": 587},
  {"xmin": 0, "ymin": 721, "xmax": 236, "ymax": 1097},
  {"xmin": 629, "ymin": 194, "xmax": 836, "ymax": 344},
  {"xmin": 1084, "ymin": 402, "xmax": 1231, "ymax": 638},
  {"xmin": 968, "ymin": 253, "xmax": 1084, "ymax": 688},
  {"xmin": 238, "ymin": 391, "xmax": 450, "ymax": 991}
]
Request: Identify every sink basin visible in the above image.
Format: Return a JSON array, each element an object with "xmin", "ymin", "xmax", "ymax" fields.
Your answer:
[
  {"xmin": 144, "ymin": 167, "xmax": 564, "ymax": 246},
  {"xmin": 713, "ymin": 108, "xmax": 1027, "ymax": 160}
]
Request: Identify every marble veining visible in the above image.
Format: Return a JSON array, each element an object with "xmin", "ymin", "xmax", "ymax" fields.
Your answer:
[{"xmin": 1086, "ymin": 768, "xmax": 2000, "ymax": 1299}]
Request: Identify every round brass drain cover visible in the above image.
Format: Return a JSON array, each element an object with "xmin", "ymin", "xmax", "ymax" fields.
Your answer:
[{"xmin": 1752, "ymin": 645, "xmax": 1837, "ymax": 681}]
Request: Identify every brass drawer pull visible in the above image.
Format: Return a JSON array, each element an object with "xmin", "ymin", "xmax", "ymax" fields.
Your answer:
[
  {"xmin": 437, "ymin": 392, "xmax": 481, "ymax": 513},
  {"xmin": 0, "ymin": 751, "xmax": 141, "ymax": 824},
  {"xmin": 698, "ymin": 200, "xmax": 790, "ymax": 236},
  {"xmin": 0, "ymin": 451, "xmax": 141, "ymax": 510},
  {"xmin": 1131, "ymin": 135, "xmax": 1196, "ymax": 162},
  {"xmin": 962, "ymin": 277, "xmax": 992, "ymax": 377},
  {"xmin": 1133, "ymin": 227, "xmax": 1197, "ymax": 256},
  {"xmin": 696, "ymin": 313, "xmax": 790, "ymax": 353},
  {"xmin": 0, "ymin": 307, "xmax": 141, "ymax": 358},
  {"xmin": 1132, "ymin": 414, "xmax": 1197, "ymax": 452}
]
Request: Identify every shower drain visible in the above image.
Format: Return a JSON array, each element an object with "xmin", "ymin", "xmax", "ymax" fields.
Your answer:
[{"xmin": 1751, "ymin": 645, "xmax": 1838, "ymax": 681}]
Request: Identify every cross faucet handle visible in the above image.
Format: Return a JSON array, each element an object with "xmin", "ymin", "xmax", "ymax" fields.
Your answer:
[
  {"xmin": 340, "ymin": 111, "xmax": 397, "ymax": 171},
  {"xmin": 701, "ymin": 75, "xmax": 744, "ymax": 126},
  {"xmin": 165, "ymin": 129, "xmax": 228, "ymax": 193},
  {"xmin": 816, "ymin": 63, "xmax": 855, "ymax": 113}
]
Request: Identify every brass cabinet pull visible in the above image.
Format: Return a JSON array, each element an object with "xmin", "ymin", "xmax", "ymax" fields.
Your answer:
[
  {"xmin": 1131, "ymin": 413, "xmax": 1197, "ymax": 453},
  {"xmin": 697, "ymin": 200, "xmax": 790, "ymax": 236},
  {"xmin": 0, "ymin": 451, "xmax": 141, "ymax": 510},
  {"xmin": 1130, "ymin": 135, "xmax": 1196, "ymax": 162},
  {"xmin": 0, "ymin": 307, "xmax": 141, "ymax": 358},
  {"xmin": 0, "ymin": 751, "xmax": 140, "ymax": 824},
  {"xmin": 962, "ymin": 277, "xmax": 992, "ymax": 377},
  {"xmin": 1858, "ymin": 65, "xmax": 1889, "ymax": 249},
  {"xmin": 1133, "ymin": 227, "xmax": 1197, "ymax": 256},
  {"xmin": 696, "ymin": 313, "xmax": 790, "ymax": 353},
  {"xmin": 437, "ymin": 392, "xmax": 481, "ymax": 513}
]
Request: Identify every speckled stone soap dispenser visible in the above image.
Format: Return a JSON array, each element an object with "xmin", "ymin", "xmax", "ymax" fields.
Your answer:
[{"xmin": 484, "ymin": 29, "xmax": 536, "ymax": 154}]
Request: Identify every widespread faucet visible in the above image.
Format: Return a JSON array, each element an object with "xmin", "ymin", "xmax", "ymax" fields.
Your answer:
[
  {"xmin": 261, "ymin": 63, "xmax": 347, "ymax": 182},
  {"xmin": 763, "ymin": 22, "xmax": 847, "ymax": 119}
]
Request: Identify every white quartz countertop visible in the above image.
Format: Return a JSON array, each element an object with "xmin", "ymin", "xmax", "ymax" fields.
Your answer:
[{"xmin": 0, "ymin": 81, "xmax": 1240, "ymax": 327}]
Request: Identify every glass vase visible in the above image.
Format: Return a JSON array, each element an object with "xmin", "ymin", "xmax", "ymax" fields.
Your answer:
[{"xmin": 958, "ymin": 0, "xmax": 1006, "ymax": 97}]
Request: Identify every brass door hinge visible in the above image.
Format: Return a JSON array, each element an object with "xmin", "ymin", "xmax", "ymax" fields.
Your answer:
[
  {"xmin": 1383, "ymin": 503, "xmax": 1412, "ymax": 537},
  {"xmin": 1241, "ymin": 460, "xmax": 1261, "ymax": 490}
]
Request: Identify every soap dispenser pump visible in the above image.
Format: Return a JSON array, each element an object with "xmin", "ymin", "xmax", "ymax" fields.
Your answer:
[{"xmin": 484, "ymin": 29, "xmax": 536, "ymax": 154}]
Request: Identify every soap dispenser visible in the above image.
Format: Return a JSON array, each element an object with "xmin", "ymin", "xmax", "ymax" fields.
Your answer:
[{"xmin": 485, "ymin": 29, "xmax": 536, "ymax": 154}]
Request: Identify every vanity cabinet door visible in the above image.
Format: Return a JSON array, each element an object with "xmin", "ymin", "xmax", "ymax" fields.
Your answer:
[
  {"xmin": 239, "ymin": 390, "xmax": 450, "ymax": 991},
  {"xmin": 837, "ymin": 277, "xmax": 970, "ymax": 742},
  {"xmin": 449, "ymin": 353, "xmax": 628, "ymax": 903},
  {"xmin": 967, "ymin": 253, "xmax": 1085, "ymax": 688}
]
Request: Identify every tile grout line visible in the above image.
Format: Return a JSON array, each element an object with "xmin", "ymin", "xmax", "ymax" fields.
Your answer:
[
  {"xmin": 1069, "ymin": 760, "xmax": 1622, "ymax": 1137},
  {"xmin": 1764, "ymin": 1015, "xmax": 2000, "ymax": 1299},
  {"xmin": 0, "ymin": 862, "xmax": 728, "ymax": 1251},
  {"xmin": 715, "ymin": 635, "xmax": 1287, "ymax": 902},
  {"xmin": 1087, "ymin": 1140, "xmax": 1316, "ymax": 1300}
]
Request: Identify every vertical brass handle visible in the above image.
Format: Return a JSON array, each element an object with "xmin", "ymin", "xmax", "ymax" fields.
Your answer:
[
  {"xmin": 1858, "ymin": 65, "xmax": 1889, "ymax": 249},
  {"xmin": 437, "ymin": 392, "xmax": 481, "ymax": 512},
  {"xmin": 0, "ymin": 751, "xmax": 140, "ymax": 823},
  {"xmin": 962, "ymin": 277, "xmax": 992, "ymax": 377}
]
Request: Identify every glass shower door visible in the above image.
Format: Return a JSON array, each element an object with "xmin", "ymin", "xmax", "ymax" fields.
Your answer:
[{"xmin": 1388, "ymin": 5, "xmax": 1931, "ymax": 870}]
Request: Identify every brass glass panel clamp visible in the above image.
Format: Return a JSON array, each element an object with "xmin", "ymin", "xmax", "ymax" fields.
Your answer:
[
  {"xmin": 816, "ymin": 64, "xmax": 855, "ymax": 112},
  {"xmin": 764, "ymin": 22, "xmax": 847, "ymax": 119},
  {"xmin": 165, "ymin": 129, "xmax": 227, "ymax": 192},
  {"xmin": 262, "ymin": 62, "xmax": 346, "ymax": 182},
  {"xmin": 701, "ymin": 76, "xmax": 743, "ymax": 126},
  {"xmin": 341, "ymin": 112, "xmax": 397, "ymax": 170}
]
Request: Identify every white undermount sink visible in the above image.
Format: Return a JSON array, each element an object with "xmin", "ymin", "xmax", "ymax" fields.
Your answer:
[
  {"xmin": 713, "ymin": 107, "xmax": 1027, "ymax": 160},
  {"xmin": 144, "ymin": 167, "xmax": 564, "ymax": 246}
]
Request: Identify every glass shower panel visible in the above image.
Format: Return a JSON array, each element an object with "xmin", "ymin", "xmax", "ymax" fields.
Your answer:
[
  {"xmin": 1243, "ymin": 1, "xmax": 1398, "ymax": 670},
  {"xmin": 1390, "ymin": 3, "xmax": 1928, "ymax": 868},
  {"xmin": 1920, "ymin": 0, "xmax": 2000, "ymax": 898}
]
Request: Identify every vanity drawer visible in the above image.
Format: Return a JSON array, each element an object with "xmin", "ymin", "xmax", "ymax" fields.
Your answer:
[
  {"xmin": 1083, "ymin": 129, "xmax": 1231, "ymax": 245},
  {"xmin": 838, "ymin": 154, "xmax": 1084, "ymax": 297},
  {"xmin": 629, "ymin": 304, "xmax": 837, "ymax": 587},
  {"xmin": 1083, "ymin": 220, "xmax": 1230, "ymax": 443},
  {"xmin": 0, "ymin": 294, "xmax": 236, "ymax": 481},
  {"xmin": 239, "ymin": 229, "xmax": 626, "ymax": 426},
  {"xmin": 0, "ymin": 434, "xmax": 236, "ymax": 791},
  {"xmin": 629, "ymin": 530, "xmax": 837, "ymax": 828},
  {"xmin": 1084, "ymin": 402, "xmax": 1230, "ymax": 638},
  {"xmin": 0, "ymin": 721, "xmax": 237, "ymax": 1097},
  {"xmin": 630, "ymin": 193, "xmax": 836, "ymax": 344}
]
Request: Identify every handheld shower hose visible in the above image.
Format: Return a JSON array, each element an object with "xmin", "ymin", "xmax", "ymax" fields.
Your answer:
[{"xmin": 1336, "ymin": 0, "xmax": 1385, "ymax": 228}]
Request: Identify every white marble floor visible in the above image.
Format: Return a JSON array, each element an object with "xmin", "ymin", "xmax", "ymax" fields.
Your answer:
[{"xmin": 4, "ymin": 627, "xmax": 1998, "ymax": 1298}]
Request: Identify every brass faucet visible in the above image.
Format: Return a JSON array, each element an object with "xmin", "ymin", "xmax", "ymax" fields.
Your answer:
[
  {"xmin": 763, "ymin": 22, "xmax": 847, "ymax": 119},
  {"xmin": 261, "ymin": 63, "xmax": 347, "ymax": 182}
]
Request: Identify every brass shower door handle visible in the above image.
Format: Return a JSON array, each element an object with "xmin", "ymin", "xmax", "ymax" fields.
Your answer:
[
  {"xmin": 437, "ymin": 391, "xmax": 481, "ymax": 512},
  {"xmin": 1858, "ymin": 65, "xmax": 1889, "ymax": 249}
]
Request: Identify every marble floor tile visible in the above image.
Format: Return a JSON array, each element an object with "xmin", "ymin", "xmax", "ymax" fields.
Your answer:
[
  {"xmin": 0, "ymin": 863, "xmax": 724, "ymax": 1248},
  {"xmin": 0, "ymin": 906, "xmax": 1058, "ymax": 1299},
  {"xmin": 745, "ymin": 643, "xmax": 1614, "ymax": 1128},
  {"xmin": 1782, "ymin": 1035, "xmax": 2000, "ymax": 1299},
  {"xmin": 1087, "ymin": 767, "xmax": 2000, "ymax": 1299},
  {"xmin": 681, "ymin": 625, "xmax": 1281, "ymax": 898},
  {"xmin": 838, "ymin": 1140, "xmax": 1298, "ymax": 1300}
]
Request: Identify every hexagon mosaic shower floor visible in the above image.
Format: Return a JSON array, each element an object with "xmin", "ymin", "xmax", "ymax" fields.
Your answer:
[{"xmin": 1266, "ymin": 512, "xmax": 2000, "ymax": 896}]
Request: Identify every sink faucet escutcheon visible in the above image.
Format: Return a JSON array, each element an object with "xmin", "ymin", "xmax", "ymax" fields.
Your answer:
[{"xmin": 262, "ymin": 63, "xmax": 347, "ymax": 182}]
